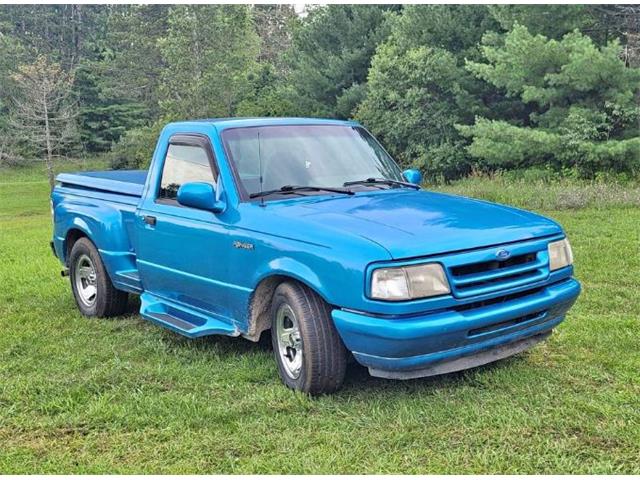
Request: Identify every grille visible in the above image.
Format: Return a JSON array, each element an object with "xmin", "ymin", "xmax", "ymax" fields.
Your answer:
[
  {"xmin": 450, "ymin": 252, "xmax": 536, "ymax": 277},
  {"xmin": 445, "ymin": 242, "xmax": 550, "ymax": 299},
  {"xmin": 454, "ymin": 287, "xmax": 544, "ymax": 312}
]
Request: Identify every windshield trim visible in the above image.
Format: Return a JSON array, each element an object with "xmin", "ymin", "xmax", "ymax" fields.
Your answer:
[{"xmin": 220, "ymin": 123, "xmax": 404, "ymax": 203}]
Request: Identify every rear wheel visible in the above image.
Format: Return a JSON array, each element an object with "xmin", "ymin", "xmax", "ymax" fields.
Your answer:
[
  {"xmin": 271, "ymin": 281, "xmax": 347, "ymax": 394},
  {"xmin": 69, "ymin": 237, "xmax": 128, "ymax": 318}
]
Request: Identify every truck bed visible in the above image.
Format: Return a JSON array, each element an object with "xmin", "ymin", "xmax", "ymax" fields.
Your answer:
[{"xmin": 56, "ymin": 170, "xmax": 147, "ymax": 197}]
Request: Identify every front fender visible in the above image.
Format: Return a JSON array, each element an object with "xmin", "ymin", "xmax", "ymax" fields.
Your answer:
[{"xmin": 252, "ymin": 257, "xmax": 326, "ymax": 302}]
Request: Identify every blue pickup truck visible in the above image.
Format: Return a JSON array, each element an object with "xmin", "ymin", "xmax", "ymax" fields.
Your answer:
[{"xmin": 51, "ymin": 118, "xmax": 580, "ymax": 393}]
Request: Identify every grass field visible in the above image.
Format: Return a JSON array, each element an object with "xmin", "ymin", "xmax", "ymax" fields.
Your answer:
[{"xmin": 1, "ymin": 163, "xmax": 638, "ymax": 474}]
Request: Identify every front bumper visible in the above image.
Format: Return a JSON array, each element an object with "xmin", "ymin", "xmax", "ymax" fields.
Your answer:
[{"xmin": 332, "ymin": 278, "xmax": 580, "ymax": 379}]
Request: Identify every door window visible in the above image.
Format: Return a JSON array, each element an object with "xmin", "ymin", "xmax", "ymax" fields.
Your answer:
[{"xmin": 158, "ymin": 143, "xmax": 216, "ymax": 200}]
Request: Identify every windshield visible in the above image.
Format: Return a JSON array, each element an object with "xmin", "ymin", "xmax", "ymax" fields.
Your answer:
[{"xmin": 221, "ymin": 125, "xmax": 404, "ymax": 199}]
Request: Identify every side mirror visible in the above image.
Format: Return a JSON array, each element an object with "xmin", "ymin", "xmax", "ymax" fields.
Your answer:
[
  {"xmin": 402, "ymin": 168, "xmax": 422, "ymax": 185},
  {"xmin": 177, "ymin": 182, "xmax": 225, "ymax": 213}
]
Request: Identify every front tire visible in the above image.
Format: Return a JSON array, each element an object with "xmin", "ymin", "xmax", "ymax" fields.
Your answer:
[
  {"xmin": 69, "ymin": 237, "xmax": 128, "ymax": 318},
  {"xmin": 270, "ymin": 281, "xmax": 347, "ymax": 394}
]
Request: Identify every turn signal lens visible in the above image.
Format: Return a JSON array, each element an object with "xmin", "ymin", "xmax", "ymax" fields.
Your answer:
[{"xmin": 548, "ymin": 238, "xmax": 574, "ymax": 271}]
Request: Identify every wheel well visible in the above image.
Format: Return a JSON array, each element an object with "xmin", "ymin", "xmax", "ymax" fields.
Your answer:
[
  {"xmin": 246, "ymin": 275, "xmax": 329, "ymax": 342},
  {"xmin": 64, "ymin": 228, "xmax": 87, "ymax": 264}
]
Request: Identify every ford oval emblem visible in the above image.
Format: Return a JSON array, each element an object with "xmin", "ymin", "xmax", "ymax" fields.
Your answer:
[{"xmin": 496, "ymin": 249, "xmax": 511, "ymax": 260}]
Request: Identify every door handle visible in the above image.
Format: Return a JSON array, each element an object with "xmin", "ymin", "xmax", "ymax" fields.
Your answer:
[{"xmin": 143, "ymin": 215, "xmax": 157, "ymax": 226}]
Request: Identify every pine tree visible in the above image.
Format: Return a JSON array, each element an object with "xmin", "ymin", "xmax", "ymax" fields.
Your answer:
[{"xmin": 158, "ymin": 5, "xmax": 260, "ymax": 119}]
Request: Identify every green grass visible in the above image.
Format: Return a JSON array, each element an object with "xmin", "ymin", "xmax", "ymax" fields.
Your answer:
[
  {"xmin": 0, "ymin": 164, "xmax": 638, "ymax": 473},
  {"xmin": 429, "ymin": 169, "xmax": 640, "ymax": 211}
]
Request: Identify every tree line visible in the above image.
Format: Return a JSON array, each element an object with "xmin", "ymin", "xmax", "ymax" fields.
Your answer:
[{"xmin": 0, "ymin": 5, "xmax": 638, "ymax": 186}]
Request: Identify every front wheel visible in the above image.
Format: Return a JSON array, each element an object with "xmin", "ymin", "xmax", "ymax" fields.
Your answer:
[{"xmin": 270, "ymin": 281, "xmax": 347, "ymax": 394}]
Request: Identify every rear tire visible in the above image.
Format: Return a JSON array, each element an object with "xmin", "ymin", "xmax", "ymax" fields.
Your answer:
[
  {"xmin": 69, "ymin": 237, "xmax": 128, "ymax": 318},
  {"xmin": 270, "ymin": 281, "xmax": 347, "ymax": 394}
]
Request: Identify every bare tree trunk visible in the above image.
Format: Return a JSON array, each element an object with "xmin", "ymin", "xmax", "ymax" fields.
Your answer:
[
  {"xmin": 75, "ymin": 6, "xmax": 82, "ymax": 65},
  {"xmin": 43, "ymin": 93, "xmax": 55, "ymax": 191},
  {"xmin": 626, "ymin": 33, "xmax": 640, "ymax": 68}
]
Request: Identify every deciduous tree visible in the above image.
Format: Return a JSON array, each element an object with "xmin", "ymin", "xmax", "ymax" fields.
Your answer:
[
  {"xmin": 10, "ymin": 56, "xmax": 78, "ymax": 188},
  {"xmin": 356, "ymin": 5, "xmax": 499, "ymax": 180}
]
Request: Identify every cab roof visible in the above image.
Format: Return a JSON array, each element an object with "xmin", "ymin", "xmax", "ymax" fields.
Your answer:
[{"xmin": 165, "ymin": 117, "xmax": 360, "ymax": 131}]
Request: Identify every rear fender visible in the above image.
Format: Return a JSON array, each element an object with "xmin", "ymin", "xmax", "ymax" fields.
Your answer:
[{"xmin": 55, "ymin": 198, "xmax": 135, "ymax": 278}]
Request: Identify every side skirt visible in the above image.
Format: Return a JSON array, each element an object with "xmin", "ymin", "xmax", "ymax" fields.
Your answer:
[{"xmin": 140, "ymin": 292, "xmax": 239, "ymax": 338}]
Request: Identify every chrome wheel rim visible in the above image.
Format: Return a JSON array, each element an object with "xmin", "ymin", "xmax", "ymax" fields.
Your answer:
[
  {"xmin": 74, "ymin": 254, "xmax": 97, "ymax": 307},
  {"xmin": 275, "ymin": 303, "xmax": 303, "ymax": 379}
]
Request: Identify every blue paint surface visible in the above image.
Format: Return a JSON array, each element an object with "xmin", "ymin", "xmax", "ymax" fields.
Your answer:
[{"xmin": 51, "ymin": 118, "xmax": 581, "ymax": 376}]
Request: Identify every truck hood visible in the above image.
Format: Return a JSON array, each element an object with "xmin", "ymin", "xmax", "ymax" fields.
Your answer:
[{"xmin": 274, "ymin": 189, "xmax": 562, "ymax": 259}]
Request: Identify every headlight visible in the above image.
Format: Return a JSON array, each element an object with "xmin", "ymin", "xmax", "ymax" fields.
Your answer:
[
  {"xmin": 371, "ymin": 263, "xmax": 450, "ymax": 301},
  {"xmin": 548, "ymin": 238, "xmax": 574, "ymax": 271}
]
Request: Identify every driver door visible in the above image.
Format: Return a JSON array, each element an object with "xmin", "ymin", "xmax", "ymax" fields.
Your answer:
[{"xmin": 134, "ymin": 134, "xmax": 234, "ymax": 322}]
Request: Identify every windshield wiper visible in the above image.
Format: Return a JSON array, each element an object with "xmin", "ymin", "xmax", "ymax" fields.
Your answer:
[
  {"xmin": 249, "ymin": 185, "xmax": 354, "ymax": 199},
  {"xmin": 343, "ymin": 177, "xmax": 420, "ymax": 190}
]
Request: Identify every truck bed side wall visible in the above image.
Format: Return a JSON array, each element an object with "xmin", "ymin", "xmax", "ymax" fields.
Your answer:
[{"xmin": 51, "ymin": 186, "xmax": 142, "ymax": 293}]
